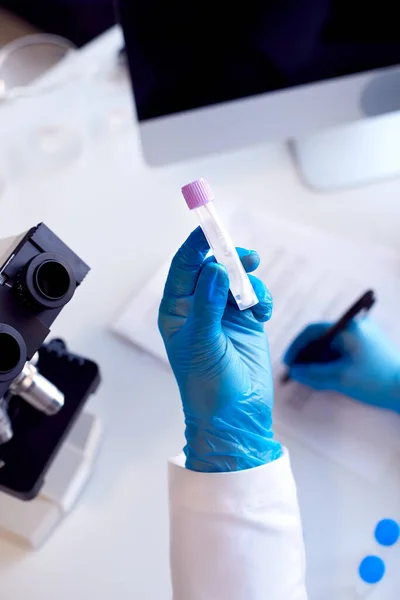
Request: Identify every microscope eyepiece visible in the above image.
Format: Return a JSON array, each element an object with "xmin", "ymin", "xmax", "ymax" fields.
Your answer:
[
  {"xmin": 17, "ymin": 252, "xmax": 76, "ymax": 310},
  {"xmin": 0, "ymin": 325, "xmax": 26, "ymax": 383},
  {"xmin": 34, "ymin": 260, "xmax": 72, "ymax": 301},
  {"xmin": 0, "ymin": 332, "xmax": 22, "ymax": 374}
]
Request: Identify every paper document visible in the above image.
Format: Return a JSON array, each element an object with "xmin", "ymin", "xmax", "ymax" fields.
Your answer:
[{"xmin": 112, "ymin": 209, "xmax": 400, "ymax": 483}]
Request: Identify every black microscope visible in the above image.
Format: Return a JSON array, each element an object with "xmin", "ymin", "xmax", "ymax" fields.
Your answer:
[{"xmin": 0, "ymin": 223, "xmax": 100, "ymax": 501}]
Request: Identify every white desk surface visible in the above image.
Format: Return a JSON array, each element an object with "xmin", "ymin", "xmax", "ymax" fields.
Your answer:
[{"xmin": 0, "ymin": 27, "xmax": 399, "ymax": 600}]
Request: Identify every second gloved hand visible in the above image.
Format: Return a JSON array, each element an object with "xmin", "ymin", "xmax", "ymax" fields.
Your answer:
[
  {"xmin": 159, "ymin": 227, "xmax": 282, "ymax": 473},
  {"xmin": 284, "ymin": 318, "xmax": 400, "ymax": 413}
]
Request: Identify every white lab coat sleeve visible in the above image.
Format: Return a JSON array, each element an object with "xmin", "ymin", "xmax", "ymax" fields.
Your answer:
[{"xmin": 168, "ymin": 449, "xmax": 307, "ymax": 600}]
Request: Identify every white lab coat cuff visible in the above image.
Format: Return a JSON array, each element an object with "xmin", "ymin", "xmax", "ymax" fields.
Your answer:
[
  {"xmin": 169, "ymin": 448, "xmax": 297, "ymax": 513},
  {"xmin": 168, "ymin": 448, "xmax": 307, "ymax": 600}
]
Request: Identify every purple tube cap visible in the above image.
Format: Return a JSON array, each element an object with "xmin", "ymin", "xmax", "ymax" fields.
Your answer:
[{"xmin": 181, "ymin": 178, "xmax": 214, "ymax": 210}]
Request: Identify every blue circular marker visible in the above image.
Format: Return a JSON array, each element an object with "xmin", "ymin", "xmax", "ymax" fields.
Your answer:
[
  {"xmin": 359, "ymin": 556, "xmax": 385, "ymax": 584},
  {"xmin": 375, "ymin": 519, "xmax": 400, "ymax": 547}
]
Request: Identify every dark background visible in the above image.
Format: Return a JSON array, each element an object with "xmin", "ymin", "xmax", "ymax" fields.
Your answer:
[
  {"xmin": 118, "ymin": 0, "xmax": 400, "ymax": 121},
  {"xmin": 2, "ymin": 0, "xmax": 400, "ymax": 122},
  {"xmin": 0, "ymin": 0, "xmax": 116, "ymax": 47}
]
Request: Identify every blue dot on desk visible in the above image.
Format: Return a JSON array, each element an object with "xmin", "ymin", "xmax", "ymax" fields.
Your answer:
[
  {"xmin": 375, "ymin": 519, "xmax": 400, "ymax": 547},
  {"xmin": 359, "ymin": 556, "xmax": 385, "ymax": 584}
]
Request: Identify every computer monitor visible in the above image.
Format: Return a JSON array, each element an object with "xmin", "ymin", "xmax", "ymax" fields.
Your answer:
[{"xmin": 117, "ymin": 1, "xmax": 400, "ymax": 189}]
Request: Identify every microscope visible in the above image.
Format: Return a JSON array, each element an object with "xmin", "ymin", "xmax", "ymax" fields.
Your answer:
[{"xmin": 0, "ymin": 223, "xmax": 101, "ymax": 543}]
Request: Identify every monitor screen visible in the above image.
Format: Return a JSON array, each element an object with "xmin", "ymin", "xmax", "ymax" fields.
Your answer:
[{"xmin": 117, "ymin": 1, "xmax": 400, "ymax": 122}]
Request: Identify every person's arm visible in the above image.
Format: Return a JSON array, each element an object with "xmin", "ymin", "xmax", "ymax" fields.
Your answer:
[
  {"xmin": 169, "ymin": 453, "xmax": 306, "ymax": 600},
  {"xmin": 284, "ymin": 318, "xmax": 400, "ymax": 413},
  {"xmin": 159, "ymin": 228, "xmax": 307, "ymax": 600}
]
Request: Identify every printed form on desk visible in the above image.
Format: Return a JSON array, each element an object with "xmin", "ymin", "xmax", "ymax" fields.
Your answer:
[{"xmin": 112, "ymin": 209, "xmax": 400, "ymax": 484}]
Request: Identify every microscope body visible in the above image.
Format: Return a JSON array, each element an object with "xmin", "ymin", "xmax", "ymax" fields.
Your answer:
[{"xmin": 0, "ymin": 224, "xmax": 99, "ymax": 500}]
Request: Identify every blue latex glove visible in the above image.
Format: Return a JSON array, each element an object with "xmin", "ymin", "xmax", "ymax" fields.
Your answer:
[
  {"xmin": 158, "ymin": 227, "xmax": 282, "ymax": 473},
  {"xmin": 284, "ymin": 318, "xmax": 400, "ymax": 413}
]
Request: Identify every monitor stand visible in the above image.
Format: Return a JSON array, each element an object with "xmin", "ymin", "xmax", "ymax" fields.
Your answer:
[{"xmin": 291, "ymin": 111, "xmax": 400, "ymax": 191}]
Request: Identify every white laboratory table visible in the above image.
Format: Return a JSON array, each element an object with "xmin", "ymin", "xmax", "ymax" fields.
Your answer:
[{"xmin": 0, "ymin": 26, "xmax": 399, "ymax": 600}]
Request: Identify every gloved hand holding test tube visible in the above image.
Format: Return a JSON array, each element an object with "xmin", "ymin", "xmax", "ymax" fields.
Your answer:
[
  {"xmin": 181, "ymin": 179, "xmax": 259, "ymax": 311},
  {"xmin": 160, "ymin": 184, "xmax": 280, "ymax": 472}
]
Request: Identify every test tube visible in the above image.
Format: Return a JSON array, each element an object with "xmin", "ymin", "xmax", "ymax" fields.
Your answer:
[{"xmin": 181, "ymin": 179, "xmax": 258, "ymax": 311}]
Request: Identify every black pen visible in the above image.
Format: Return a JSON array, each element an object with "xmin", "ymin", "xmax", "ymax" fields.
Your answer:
[{"xmin": 282, "ymin": 289, "xmax": 376, "ymax": 383}]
